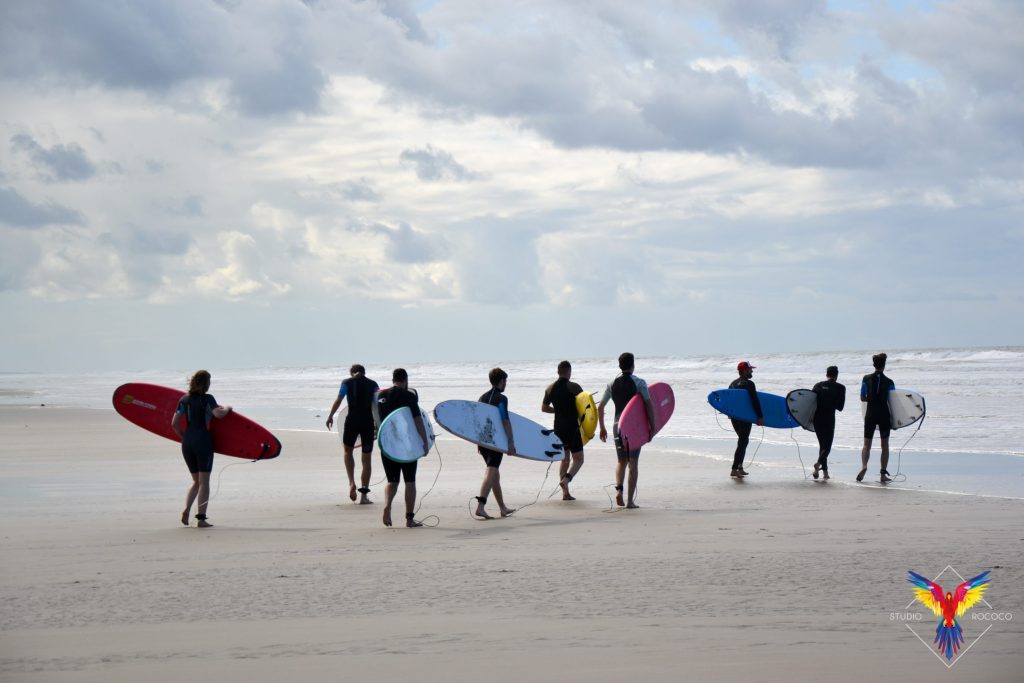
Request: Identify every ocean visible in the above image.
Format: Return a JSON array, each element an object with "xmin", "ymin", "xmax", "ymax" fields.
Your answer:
[{"xmin": 2, "ymin": 346, "xmax": 1022, "ymax": 499}]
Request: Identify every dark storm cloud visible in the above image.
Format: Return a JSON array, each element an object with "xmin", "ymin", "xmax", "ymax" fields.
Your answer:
[
  {"xmin": 0, "ymin": 187, "xmax": 83, "ymax": 228},
  {"xmin": 11, "ymin": 134, "xmax": 97, "ymax": 182},
  {"xmin": 399, "ymin": 145, "xmax": 482, "ymax": 182}
]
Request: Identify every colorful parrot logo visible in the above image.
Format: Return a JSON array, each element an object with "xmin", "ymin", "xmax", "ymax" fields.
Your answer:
[{"xmin": 907, "ymin": 570, "xmax": 991, "ymax": 661}]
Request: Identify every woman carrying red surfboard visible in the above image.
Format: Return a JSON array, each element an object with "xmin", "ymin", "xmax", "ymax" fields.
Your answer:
[{"xmin": 171, "ymin": 370, "xmax": 232, "ymax": 528}]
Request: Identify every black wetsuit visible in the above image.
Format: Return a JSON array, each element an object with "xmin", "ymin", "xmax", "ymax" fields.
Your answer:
[
  {"xmin": 812, "ymin": 379, "xmax": 846, "ymax": 470},
  {"xmin": 340, "ymin": 374, "xmax": 379, "ymax": 453},
  {"xmin": 375, "ymin": 387, "xmax": 422, "ymax": 483},
  {"xmin": 728, "ymin": 377, "xmax": 763, "ymax": 471},
  {"xmin": 543, "ymin": 378, "xmax": 584, "ymax": 453},
  {"xmin": 861, "ymin": 371, "xmax": 895, "ymax": 439},
  {"xmin": 176, "ymin": 393, "xmax": 217, "ymax": 473},
  {"xmin": 478, "ymin": 386, "xmax": 509, "ymax": 468}
]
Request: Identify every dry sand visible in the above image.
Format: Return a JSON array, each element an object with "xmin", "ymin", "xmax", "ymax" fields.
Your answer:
[{"xmin": 1, "ymin": 406, "xmax": 1021, "ymax": 682}]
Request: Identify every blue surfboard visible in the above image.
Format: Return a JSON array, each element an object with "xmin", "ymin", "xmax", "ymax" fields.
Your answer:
[{"xmin": 707, "ymin": 389, "xmax": 799, "ymax": 429}]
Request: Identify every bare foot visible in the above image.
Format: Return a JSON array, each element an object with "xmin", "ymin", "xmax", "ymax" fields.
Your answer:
[
  {"xmin": 475, "ymin": 506, "xmax": 494, "ymax": 520},
  {"xmin": 615, "ymin": 490, "xmax": 625, "ymax": 507},
  {"xmin": 560, "ymin": 479, "xmax": 575, "ymax": 500},
  {"xmin": 823, "ymin": 470, "xmax": 831, "ymax": 480},
  {"xmin": 196, "ymin": 519, "xmax": 213, "ymax": 528},
  {"xmin": 812, "ymin": 463, "xmax": 820, "ymax": 480},
  {"xmin": 349, "ymin": 484, "xmax": 357, "ymax": 502},
  {"xmin": 359, "ymin": 496, "xmax": 373, "ymax": 505},
  {"xmin": 382, "ymin": 507, "xmax": 392, "ymax": 527},
  {"xmin": 500, "ymin": 507, "xmax": 516, "ymax": 518},
  {"xmin": 181, "ymin": 510, "xmax": 190, "ymax": 526},
  {"xmin": 626, "ymin": 502, "xmax": 639, "ymax": 509},
  {"xmin": 406, "ymin": 515, "xmax": 423, "ymax": 528}
]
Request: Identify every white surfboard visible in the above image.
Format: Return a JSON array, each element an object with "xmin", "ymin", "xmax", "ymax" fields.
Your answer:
[
  {"xmin": 433, "ymin": 400, "xmax": 565, "ymax": 462},
  {"xmin": 378, "ymin": 407, "xmax": 435, "ymax": 463},
  {"xmin": 785, "ymin": 389, "xmax": 817, "ymax": 432},
  {"xmin": 860, "ymin": 388, "xmax": 926, "ymax": 429}
]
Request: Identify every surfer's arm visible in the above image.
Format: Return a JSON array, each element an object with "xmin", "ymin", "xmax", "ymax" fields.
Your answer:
[
  {"xmin": 597, "ymin": 384, "xmax": 611, "ymax": 441},
  {"xmin": 414, "ymin": 415, "xmax": 429, "ymax": 451},
  {"xmin": 326, "ymin": 397, "xmax": 342, "ymax": 430},
  {"xmin": 212, "ymin": 405, "xmax": 231, "ymax": 418},
  {"xmin": 170, "ymin": 413, "xmax": 184, "ymax": 439},
  {"xmin": 502, "ymin": 418, "xmax": 515, "ymax": 455}
]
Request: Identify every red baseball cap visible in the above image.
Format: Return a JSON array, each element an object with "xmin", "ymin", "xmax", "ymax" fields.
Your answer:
[{"xmin": 737, "ymin": 361, "xmax": 756, "ymax": 372}]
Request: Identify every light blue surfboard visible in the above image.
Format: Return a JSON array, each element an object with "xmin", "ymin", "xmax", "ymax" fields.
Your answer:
[
  {"xmin": 707, "ymin": 389, "xmax": 799, "ymax": 429},
  {"xmin": 378, "ymin": 406, "xmax": 435, "ymax": 463}
]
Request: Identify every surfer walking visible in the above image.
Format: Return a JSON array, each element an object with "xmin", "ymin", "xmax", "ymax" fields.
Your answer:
[
  {"xmin": 474, "ymin": 368, "xmax": 517, "ymax": 519},
  {"xmin": 729, "ymin": 361, "xmax": 764, "ymax": 478},
  {"xmin": 811, "ymin": 366, "xmax": 846, "ymax": 480},
  {"xmin": 171, "ymin": 370, "xmax": 231, "ymax": 528},
  {"xmin": 326, "ymin": 364, "xmax": 379, "ymax": 504},
  {"xmin": 542, "ymin": 360, "xmax": 586, "ymax": 500},
  {"xmin": 374, "ymin": 368, "xmax": 430, "ymax": 528},
  {"xmin": 598, "ymin": 353, "xmax": 655, "ymax": 508},
  {"xmin": 860, "ymin": 353, "xmax": 895, "ymax": 483}
]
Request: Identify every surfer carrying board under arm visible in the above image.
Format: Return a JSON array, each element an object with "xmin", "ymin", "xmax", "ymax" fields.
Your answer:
[
  {"xmin": 474, "ymin": 368, "xmax": 517, "ymax": 519},
  {"xmin": 542, "ymin": 360, "xmax": 586, "ymax": 500},
  {"xmin": 171, "ymin": 370, "xmax": 231, "ymax": 528},
  {"xmin": 860, "ymin": 353, "xmax": 895, "ymax": 483},
  {"xmin": 598, "ymin": 352, "xmax": 655, "ymax": 509},
  {"xmin": 326, "ymin": 364, "xmax": 379, "ymax": 504},
  {"xmin": 374, "ymin": 368, "xmax": 430, "ymax": 528},
  {"xmin": 729, "ymin": 362, "xmax": 764, "ymax": 478},
  {"xmin": 812, "ymin": 366, "xmax": 846, "ymax": 480}
]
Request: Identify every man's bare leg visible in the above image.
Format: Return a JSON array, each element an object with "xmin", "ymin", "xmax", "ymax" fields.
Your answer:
[
  {"xmin": 560, "ymin": 451, "xmax": 584, "ymax": 500},
  {"xmin": 358, "ymin": 451, "xmax": 373, "ymax": 503},
  {"xmin": 196, "ymin": 472, "xmax": 212, "ymax": 527},
  {"xmin": 858, "ymin": 437, "xmax": 871, "ymax": 481},
  {"xmin": 492, "ymin": 470, "xmax": 515, "ymax": 516},
  {"xmin": 880, "ymin": 438, "xmax": 891, "ymax": 481},
  {"xmin": 405, "ymin": 482, "xmax": 422, "ymax": 527},
  {"xmin": 343, "ymin": 445, "xmax": 357, "ymax": 501},
  {"xmin": 182, "ymin": 473, "xmax": 199, "ymax": 525},
  {"xmin": 476, "ymin": 468, "xmax": 495, "ymax": 519},
  {"xmin": 382, "ymin": 482, "xmax": 397, "ymax": 526},
  {"xmin": 626, "ymin": 457, "xmax": 639, "ymax": 508},
  {"xmin": 614, "ymin": 459, "xmax": 626, "ymax": 506}
]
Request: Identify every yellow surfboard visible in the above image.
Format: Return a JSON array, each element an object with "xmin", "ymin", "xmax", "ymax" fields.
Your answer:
[{"xmin": 576, "ymin": 391, "xmax": 598, "ymax": 446}]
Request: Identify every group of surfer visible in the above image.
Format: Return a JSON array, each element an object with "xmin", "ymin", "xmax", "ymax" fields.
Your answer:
[
  {"xmin": 729, "ymin": 352, "xmax": 897, "ymax": 483},
  {"xmin": 173, "ymin": 351, "xmax": 899, "ymax": 528}
]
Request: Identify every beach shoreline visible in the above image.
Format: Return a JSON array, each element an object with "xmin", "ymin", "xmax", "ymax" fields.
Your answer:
[{"xmin": 1, "ymin": 406, "xmax": 1021, "ymax": 681}]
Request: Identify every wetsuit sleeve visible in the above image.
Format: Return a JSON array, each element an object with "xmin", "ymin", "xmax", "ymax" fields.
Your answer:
[
  {"xmin": 175, "ymin": 396, "xmax": 187, "ymax": 416},
  {"xmin": 837, "ymin": 384, "xmax": 846, "ymax": 412},
  {"xmin": 370, "ymin": 380, "xmax": 379, "ymax": 393},
  {"xmin": 745, "ymin": 383, "xmax": 763, "ymax": 418},
  {"xmin": 634, "ymin": 377, "xmax": 651, "ymax": 402},
  {"xmin": 497, "ymin": 396, "xmax": 510, "ymax": 421},
  {"xmin": 860, "ymin": 378, "xmax": 869, "ymax": 401},
  {"xmin": 569, "ymin": 382, "xmax": 583, "ymax": 397},
  {"xmin": 204, "ymin": 394, "xmax": 217, "ymax": 428},
  {"xmin": 598, "ymin": 382, "xmax": 612, "ymax": 408},
  {"xmin": 337, "ymin": 380, "xmax": 348, "ymax": 400},
  {"xmin": 542, "ymin": 383, "xmax": 554, "ymax": 408},
  {"xmin": 409, "ymin": 389, "xmax": 420, "ymax": 413}
]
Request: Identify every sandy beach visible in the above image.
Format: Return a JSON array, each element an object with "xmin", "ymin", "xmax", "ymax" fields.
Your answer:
[{"xmin": 1, "ymin": 405, "xmax": 1021, "ymax": 682}]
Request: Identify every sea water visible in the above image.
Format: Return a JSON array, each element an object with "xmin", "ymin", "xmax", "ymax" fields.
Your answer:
[{"xmin": 2, "ymin": 346, "xmax": 1022, "ymax": 498}]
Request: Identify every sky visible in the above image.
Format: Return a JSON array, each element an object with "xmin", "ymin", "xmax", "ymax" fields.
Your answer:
[{"xmin": 1, "ymin": 0, "xmax": 1021, "ymax": 373}]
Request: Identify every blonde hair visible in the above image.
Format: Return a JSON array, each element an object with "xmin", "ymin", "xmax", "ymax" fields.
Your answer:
[{"xmin": 188, "ymin": 370, "xmax": 211, "ymax": 395}]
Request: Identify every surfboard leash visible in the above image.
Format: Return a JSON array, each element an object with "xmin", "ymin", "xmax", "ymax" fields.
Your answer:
[
  {"xmin": 890, "ymin": 411, "xmax": 924, "ymax": 484},
  {"xmin": 410, "ymin": 440, "xmax": 443, "ymax": 528},
  {"xmin": 517, "ymin": 460, "xmax": 556, "ymax": 513},
  {"xmin": 789, "ymin": 430, "xmax": 810, "ymax": 480}
]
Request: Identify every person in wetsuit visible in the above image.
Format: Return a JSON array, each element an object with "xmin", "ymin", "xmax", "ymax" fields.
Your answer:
[
  {"xmin": 811, "ymin": 365, "xmax": 846, "ymax": 480},
  {"xmin": 326, "ymin": 364, "xmax": 379, "ymax": 504},
  {"xmin": 729, "ymin": 361, "xmax": 764, "ymax": 478},
  {"xmin": 598, "ymin": 352, "xmax": 655, "ymax": 508},
  {"xmin": 171, "ymin": 370, "xmax": 231, "ymax": 528},
  {"xmin": 542, "ymin": 360, "xmax": 585, "ymax": 500},
  {"xmin": 374, "ymin": 368, "xmax": 430, "ymax": 528},
  {"xmin": 860, "ymin": 352, "xmax": 895, "ymax": 483},
  {"xmin": 474, "ymin": 368, "xmax": 517, "ymax": 520}
]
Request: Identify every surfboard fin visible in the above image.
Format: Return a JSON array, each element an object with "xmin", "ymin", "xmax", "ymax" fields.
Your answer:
[{"xmin": 544, "ymin": 450, "xmax": 560, "ymax": 457}]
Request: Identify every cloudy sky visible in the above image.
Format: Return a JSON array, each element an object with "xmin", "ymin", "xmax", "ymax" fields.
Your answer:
[{"xmin": 1, "ymin": 0, "xmax": 1021, "ymax": 372}]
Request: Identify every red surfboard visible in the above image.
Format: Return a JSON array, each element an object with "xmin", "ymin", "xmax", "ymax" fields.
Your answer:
[
  {"xmin": 616, "ymin": 382, "xmax": 675, "ymax": 451},
  {"xmin": 112, "ymin": 383, "xmax": 281, "ymax": 460}
]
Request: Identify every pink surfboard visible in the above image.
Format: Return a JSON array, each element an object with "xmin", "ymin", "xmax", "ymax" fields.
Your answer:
[
  {"xmin": 113, "ymin": 383, "xmax": 281, "ymax": 460},
  {"xmin": 616, "ymin": 382, "xmax": 675, "ymax": 451}
]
